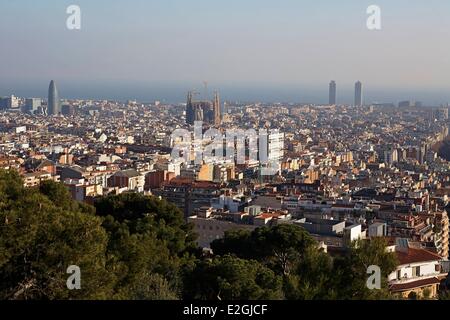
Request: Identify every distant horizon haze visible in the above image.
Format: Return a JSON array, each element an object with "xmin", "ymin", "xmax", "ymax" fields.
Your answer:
[
  {"xmin": 1, "ymin": 1, "xmax": 449, "ymax": 105},
  {"xmin": 1, "ymin": 80, "xmax": 449, "ymax": 106}
]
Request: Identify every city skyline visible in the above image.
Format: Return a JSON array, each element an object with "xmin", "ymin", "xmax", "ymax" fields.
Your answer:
[
  {"xmin": 2, "ymin": 79, "xmax": 450, "ymax": 107},
  {"xmin": 1, "ymin": 1, "xmax": 450, "ymax": 104},
  {"xmin": 2, "ymin": 0, "xmax": 450, "ymax": 307}
]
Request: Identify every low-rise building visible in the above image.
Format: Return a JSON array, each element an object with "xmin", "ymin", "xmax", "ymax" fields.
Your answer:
[{"xmin": 388, "ymin": 242, "xmax": 448, "ymax": 299}]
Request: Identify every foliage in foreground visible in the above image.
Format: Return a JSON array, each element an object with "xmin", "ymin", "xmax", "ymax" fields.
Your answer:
[
  {"xmin": 0, "ymin": 169, "xmax": 402, "ymax": 300},
  {"xmin": 211, "ymin": 226, "xmax": 398, "ymax": 300},
  {"xmin": 0, "ymin": 170, "xmax": 195, "ymax": 299}
]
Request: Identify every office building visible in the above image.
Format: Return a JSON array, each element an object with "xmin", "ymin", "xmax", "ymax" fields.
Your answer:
[
  {"xmin": 384, "ymin": 148, "xmax": 398, "ymax": 166},
  {"xmin": 0, "ymin": 95, "xmax": 19, "ymax": 109},
  {"xmin": 48, "ymin": 80, "xmax": 61, "ymax": 115},
  {"xmin": 24, "ymin": 98, "xmax": 42, "ymax": 114},
  {"xmin": 61, "ymin": 104, "xmax": 77, "ymax": 116},
  {"xmin": 329, "ymin": 81, "xmax": 336, "ymax": 105},
  {"xmin": 354, "ymin": 81, "xmax": 363, "ymax": 107}
]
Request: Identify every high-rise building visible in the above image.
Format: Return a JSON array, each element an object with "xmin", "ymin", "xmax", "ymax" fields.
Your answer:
[
  {"xmin": 383, "ymin": 148, "xmax": 398, "ymax": 166},
  {"xmin": 24, "ymin": 98, "xmax": 42, "ymax": 114},
  {"xmin": 256, "ymin": 131, "xmax": 284, "ymax": 177},
  {"xmin": 48, "ymin": 80, "xmax": 60, "ymax": 115},
  {"xmin": 329, "ymin": 81, "xmax": 336, "ymax": 105},
  {"xmin": 62, "ymin": 104, "xmax": 77, "ymax": 116},
  {"xmin": 267, "ymin": 132, "xmax": 284, "ymax": 162},
  {"xmin": 354, "ymin": 81, "xmax": 363, "ymax": 107},
  {"xmin": 0, "ymin": 95, "xmax": 19, "ymax": 109},
  {"xmin": 417, "ymin": 144, "xmax": 427, "ymax": 164}
]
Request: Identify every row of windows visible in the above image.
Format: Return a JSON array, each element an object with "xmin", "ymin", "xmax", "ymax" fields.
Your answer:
[
  {"xmin": 197, "ymin": 224, "xmax": 221, "ymax": 231},
  {"xmin": 396, "ymin": 265, "xmax": 441, "ymax": 280}
]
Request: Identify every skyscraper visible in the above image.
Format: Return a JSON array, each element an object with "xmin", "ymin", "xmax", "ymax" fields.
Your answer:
[
  {"xmin": 354, "ymin": 81, "xmax": 363, "ymax": 107},
  {"xmin": 1, "ymin": 95, "xmax": 19, "ymax": 109},
  {"xmin": 329, "ymin": 81, "xmax": 336, "ymax": 105},
  {"xmin": 25, "ymin": 98, "xmax": 42, "ymax": 114},
  {"xmin": 48, "ymin": 80, "xmax": 60, "ymax": 115}
]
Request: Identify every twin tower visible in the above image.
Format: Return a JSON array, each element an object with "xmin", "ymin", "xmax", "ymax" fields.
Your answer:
[{"xmin": 329, "ymin": 81, "xmax": 363, "ymax": 107}]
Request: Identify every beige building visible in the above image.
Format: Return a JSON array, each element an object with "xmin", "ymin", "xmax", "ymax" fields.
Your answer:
[
  {"xmin": 188, "ymin": 208, "xmax": 257, "ymax": 248},
  {"xmin": 23, "ymin": 171, "xmax": 58, "ymax": 187}
]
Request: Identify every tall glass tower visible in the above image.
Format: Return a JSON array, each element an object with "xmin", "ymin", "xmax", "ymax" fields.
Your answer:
[
  {"xmin": 48, "ymin": 80, "xmax": 60, "ymax": 115},
  {"xmin": 354, "ymin": 81, "xmax": 363, "ymax": 107},
  {"xmin": 329, "ymin": 81, "xmax": 336, "ymax": 105}
]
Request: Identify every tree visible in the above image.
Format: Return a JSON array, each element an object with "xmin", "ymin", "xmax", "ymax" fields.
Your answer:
[
  {"xmin": 95, "ymin": 193, "xmax": 198, "ymax": 255},
  {"xmin": 131, "ymin": 273, "xmax": 179, "ymax": 300},
  {"xmin": 439, "ymin": 290, "xmax": 450, "ymax": 300},
  {"xmin": 212, "ymin": 224, "xmax": 315, "ymax": 276},
  {"xmin": 0, "ymin": 171, "xmax": 112, "ymax": 299},
  {"xmin": 331, "ymin": 238, "xmax": 398, "ymax": 300},
  {"xmin": 0, "ymin": 169, "xmax": 404, "ymax": 301},
  {"xmin": 39, "ymin": 180, "xmax": 76, "ymax": 210},
  {"xmin": 95, "ymin": 193, "xmax": 199, "ymax": 299},
  {"xmin": 39, "ymin": 180, "xmax": 96, "ymax": 216},
  {"xmin": 210, "ymin": 229, "xmax": 253, "ymax": 258},
  {"xmin": 283, "ymin": 247, "xmax": 337, "ymax": 300},
  {"xmin": 100, "ymin": 215, "xmax": 181, "ymax": 299},
  {"xmin": 183, "ymin": 255, "xmax": 283, "ymax": 300},
  {"xmin": 0, "ymin": 170, "xmax": 191, "ymax": 300}
]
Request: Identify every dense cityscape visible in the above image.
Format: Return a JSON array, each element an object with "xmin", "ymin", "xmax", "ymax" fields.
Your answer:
[{"xmin": 1, "ymin": 78, "xmax": 449, "ymax": 300}]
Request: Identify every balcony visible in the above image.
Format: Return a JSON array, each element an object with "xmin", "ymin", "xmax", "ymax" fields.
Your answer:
[{"xmin": 391, "ymin": 272, "xmax": 448, "ymax": 285}]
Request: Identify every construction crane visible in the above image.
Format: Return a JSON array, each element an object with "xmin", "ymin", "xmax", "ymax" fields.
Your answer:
[
  {"xmin": 202, "ymin": 81, "xmax": 208, "ymax": 100},
  {"xmin": 190, "ymin": 90, "xmax": 201, "ymax": 102}
]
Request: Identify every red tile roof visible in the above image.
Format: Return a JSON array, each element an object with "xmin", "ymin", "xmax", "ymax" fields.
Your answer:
[
  {"xmin": 390, "ymin": 277, "xmax": 441, "ymax": 292},
  {"xmin": 254, "ymin": 214, "xmax": 274, "ymax": 220},
  {"xmin": 396, "ymin": 248, "xmax": 443, "ymax": 265}
]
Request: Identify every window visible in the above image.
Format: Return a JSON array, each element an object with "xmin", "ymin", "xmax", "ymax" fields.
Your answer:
[
  {"xmin": 412, "ymin": 266, "xmax": 421, "ymax": 277},
  {"xmin": 435, "ymin": 264, "xmax": 441, "ymax": 272},
  {"xmin": 397, "ymin": 270, "xmax": 402, "ymax": 280}
]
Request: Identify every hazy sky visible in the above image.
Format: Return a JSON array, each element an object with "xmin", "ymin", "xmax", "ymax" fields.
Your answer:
[{"xmin": 1, "ymin": 0, "xmax": 450, "ymax": 104}]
